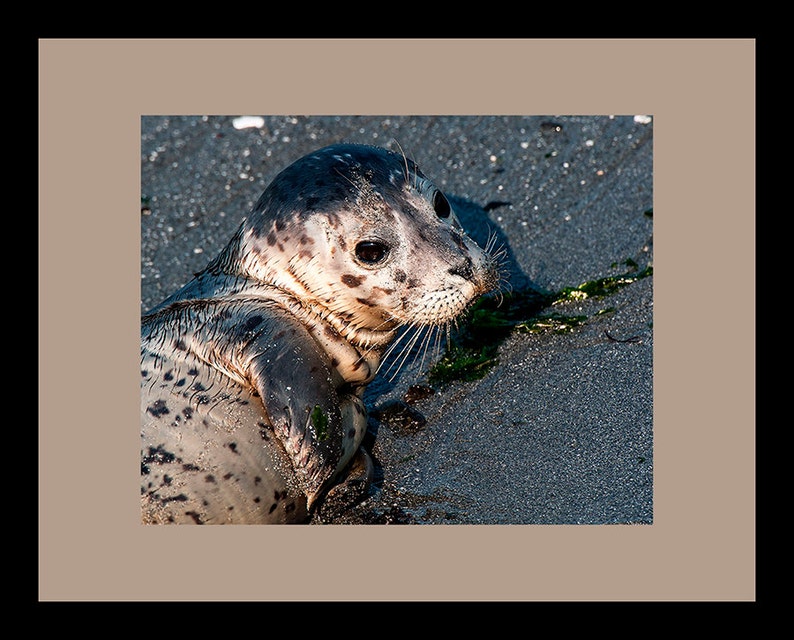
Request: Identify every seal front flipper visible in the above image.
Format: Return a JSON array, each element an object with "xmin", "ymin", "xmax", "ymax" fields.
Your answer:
[
  {"xmin": 240, "ymin": 304, "xmax": 369, "ymax": 512},
  {"xmin": 141, "ymin": 296, "xmax": 365, "ymax": 523}
]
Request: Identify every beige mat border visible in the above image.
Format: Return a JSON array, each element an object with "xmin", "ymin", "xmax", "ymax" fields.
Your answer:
[{"xmin": 39, "ymin": 39, "xmax": 755, "ymax": 601}]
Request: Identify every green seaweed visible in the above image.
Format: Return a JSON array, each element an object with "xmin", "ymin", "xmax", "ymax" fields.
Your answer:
[
  {"xmin": 552, "ymin": 265, "xmax": 653, "ymax": 303},
  {"xmin": 311, "ymin": 405, "xmax": 330, "ymax": 441},
  {"xmin": 426, "ymin": 262, "xmax": 653, "ymax": 386},
  {"xmin": 427, "ymin": 343, "xmax": 501, "ymax": 385},
  {"xmin": 513, "ymin": 312, "xmax": 587, "ymax": 334}
]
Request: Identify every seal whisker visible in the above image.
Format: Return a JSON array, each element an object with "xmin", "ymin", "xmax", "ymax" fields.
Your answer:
[
  {"xmin": 481, "ymin": 228, "xmax": 511, "ymax": 301},
  {"xmin": 434, "ymin": 322, "xmax": 447, "ymax": 361},
  {"xmin": 386, "ymin": 325, "xmax": 426, "ymax": 382},
  {"xmin": 371, "ymin": 323, "xmax": 413, "ymax": 372},
  {"xmin": 377, "ymin": 321, "xmax": 421, "ymax": 378},
  {"xmin": 417, "ymin": 322, "xmax": 444, "ymax": 375},
  {"xmin": 405, "ymin": 323, "xmax": 433, "ymax": 378},
  {"xmin": 393, "ymin": 139, "xmax": 411, "ymax": 186},
  {"xmin": 414, "ymin": 324, "xmax": 434, "ymax": 374}
]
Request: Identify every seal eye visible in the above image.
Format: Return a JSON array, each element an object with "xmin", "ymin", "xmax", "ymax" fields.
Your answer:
[
  {"xmin": 433, "ymin": 189, "xmax": 451, "ymax": 218},
  {"xmin": 355, "ymin": 240, "xmax": 390, "ymax": 265}
]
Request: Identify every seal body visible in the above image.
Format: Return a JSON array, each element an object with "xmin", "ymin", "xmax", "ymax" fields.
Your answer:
[{"xmin": 141, "ymin": 143, "xmax": 499, "ymax": 524}]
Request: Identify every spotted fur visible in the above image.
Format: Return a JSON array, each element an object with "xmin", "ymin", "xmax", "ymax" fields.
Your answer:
[{"xmin": 141, "ymin": 143, "xmax": 500, "ymax": 524}]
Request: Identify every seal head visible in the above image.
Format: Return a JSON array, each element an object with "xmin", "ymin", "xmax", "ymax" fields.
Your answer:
[{"xmin": 206, "ymin": 144, "xmax": 497, "ymax": 357}]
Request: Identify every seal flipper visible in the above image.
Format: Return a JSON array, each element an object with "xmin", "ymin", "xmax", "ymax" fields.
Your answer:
[
  {"xmin": 142, "ymin": 294, "xmax": 354, "ymax": 522},
  {"xmin": 236, "ymin": 303, "xmax": 369, "ymax": 509}
]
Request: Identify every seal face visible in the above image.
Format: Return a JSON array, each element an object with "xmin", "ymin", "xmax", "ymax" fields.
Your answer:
[{"xmin": 141, "ymin": 143, "xmax": 500, "ymax": 524}]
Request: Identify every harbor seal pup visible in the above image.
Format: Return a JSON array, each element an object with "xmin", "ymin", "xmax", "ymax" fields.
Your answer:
[{"xmin": 140, "ymin": 143, "xmax": 500, "ymax": 524}]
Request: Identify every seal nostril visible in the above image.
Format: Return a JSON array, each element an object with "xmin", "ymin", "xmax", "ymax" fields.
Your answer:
[{"xmin": 433, "ymin": 190, "xmax": 450, "ymax": 218}]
